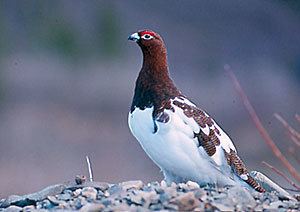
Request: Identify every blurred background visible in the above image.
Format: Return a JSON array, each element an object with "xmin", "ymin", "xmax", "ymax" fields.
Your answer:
[{"xmin": 0, "ymin": 0, "xmax": 299, "ymax": 197}]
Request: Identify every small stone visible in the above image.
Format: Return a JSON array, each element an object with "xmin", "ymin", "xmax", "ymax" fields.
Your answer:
[
  {"xmin": 0, "ymin": 184, "xmax": 65, "ymax": 208},
  {"xmin": 108, "ymin": 185, "xmax": 121, "ymax": 195},
  {"xmin": 159, "ymin": 192, "xmax": 170, "ymax": 203},
  {"xmin": 109, "ymin": 203, "xmax": 131, "ymax": 211},
  {"xmin": 169, "ymin": 192, "xmax": 201, "ymax": 211},
  {"xmin": 140, "ymin": 191, "xmax": 159, "ymax": 208},
  {"xmin": 149, "ymin": 203, "xmax": 163, "ymax": 210},
  {"xmin": 73, "ymin": 197, "xmax": 83, "ymax": 209},
  {"xmin": 79, "ymin": 203, "xmax": 104, "ymax": 212},
  {"xmin": 101, "ymin": 199, "xmax": 111, "ymax": 207},
  {"xmin": 75, "ymin": 175, "xmax": 86, "ymax": 185},
  {"xmin": 227, "ymin": 186, "xmax": 256, "ymax": 207},
  {"xmin": 81, "ymin": 187, "xmax": 97, "ymax": 200},
  {"xmin": 73, "ymin": 189, "xmax": 82, "ymax": 197},
  {"xmin": 204, "ymin": 202, "xmax": 218, "ymax": 211},
  {"xmin": 127, "ymin": 194, "xmax": 144, "ymax": 205},
  {"xmin": 57, "ymin": 201, "xmax": 69, "ymax": 209},
  {"xmin": 213, "ymin": 202, "xmax": 235, "ymax": 211},
  {"xmin": 170, "ymin": 182, "xmax": 177, "ymax": 188},
  {"xmin": 164, "ymin": 187, "xmax": 177, "ymax": 198},
  {"xmin": 47, "ymin": 196, "xmax": 63, "ymax": 206},
  {"xmin": 160, "ymin": 180, "xmax": 167, "ymax": 187},
  {"xmin": 186, "ymin": 181, "xmax": 200, "ymax": 190},
  {"xmin": 121, "ymin": 180, "xmax": 143, "ymax": 190},
  {"xmin": 163, "ymin": 202, "xmax": 179, "ymax": 210},
  {"xmin": 266, "ymin": 200, "xmax": 287, "ymax": 209},
  {"xmin": 96, "ymin": 190, "xmax": 104, "ymax": 199},
  {"xmin": 254, "ymin": 204, "xmax": 263, "ymax": 211},
  {"xmin": 23, "ymin": 205, "xmax": 35, "ymax": 211},
  {"xmin": 4, "ymin": 205, "xmax": 22, "ymax": 212},
  {"xmin": 213, "ymin": 192, "xmax": 227, "ymax": 200},
  {"xmin": 41, "ymin": 199, "xmax": 53, "ymax": 209},
  {"xmin": 154, "ymin": 187, "xmax": 165, "ymax": 194},
  {"xmin": 194, "ymin": 189, "xmax": 207, "ymax": 201},
  {"xmin": 103, "ymin": 191, "xmax": 110, "ymax": 197},
  {"xmin": 57, "ymin": 193, "xmax": 72, "ymax": 201},
  {"xmin": 178, "ymin": 183, "xmax": 189, "ymax": 191}
]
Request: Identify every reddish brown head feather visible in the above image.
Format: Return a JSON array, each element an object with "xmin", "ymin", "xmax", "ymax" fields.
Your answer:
[{"xmin": 138, "ymin": 30, "xmax": 157, "ymax": 37}]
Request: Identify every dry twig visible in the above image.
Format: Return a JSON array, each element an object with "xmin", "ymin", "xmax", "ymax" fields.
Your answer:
[
  {"xmin": 296, "ymin": 114, "xmax": 300, "ymax": 123},
  {"xmin": 225, "ymin": 65, "xmax": 300, "ymax": 183},
  {"xmin": 262, "ymin": 161, "xmax": 300, "ymax": 191},
  {"xmin": 288, "ymin": 147, "xmax": 300, "ymax": 166},
  {"xmin": 86, "ymin": 155, "xmax": 94, "ymax": 182},
  {"xmin": 274, "ymin": 113, "xmax": 300, "ymax": 143}
]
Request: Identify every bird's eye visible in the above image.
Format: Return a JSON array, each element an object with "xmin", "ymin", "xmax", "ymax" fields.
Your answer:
[{"xmin": 141, "ymin": 34, "xmax": 153, "ymax": 40}]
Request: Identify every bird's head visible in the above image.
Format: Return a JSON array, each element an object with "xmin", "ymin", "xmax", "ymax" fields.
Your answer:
[{"xmin": 128, "ymin": 30, "xmax": 164, "ymax": 50}]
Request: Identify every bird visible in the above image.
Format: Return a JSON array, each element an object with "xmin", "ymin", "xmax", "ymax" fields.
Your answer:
[{"xmin": 127, "ymin": 29, "xmax": 265, "ymax": 192}]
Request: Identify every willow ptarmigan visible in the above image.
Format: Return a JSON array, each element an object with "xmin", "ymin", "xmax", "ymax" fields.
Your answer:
[{"xmin": 128, "ymin": 29, "xmax": 265, "ymax": 192}]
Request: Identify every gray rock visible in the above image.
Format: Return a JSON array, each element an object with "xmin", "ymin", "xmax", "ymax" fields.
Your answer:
[
  {"xmin": 186, "ymin": 181, "xmax": 200, "ymax": 190},
  {"xmin": 57, "ymin": 193, "xmax": 72, "ymax": 201},
  {"xmin": 67, "ymin": 182, "xmax": 109, "ymax": 192},
  {"xmin": 47, "ymin": 196, "xmax": 63, "ymax": 206},
  {"xmin": 149, "ymin": 203, "xmax": 163, "ymax": 211},
  {"xmin": 100, "ymin": 199, "xmax": 111, "ymax": 207},
  {"xmin": 79, "ymin": 203, "xmax": 104, "ymax": 212},
  {"xmin": 38, "ymin": 199, "xmax": 52, "ymax": 209},
  {"xmin": 22, "ymin": 205, "xmax": 35, "ymax": 211},
  {"xmin": 227, "ymin": 185, "xmax": 256, "ymax": 207},
  {"xmin": 0, "ymin": 184, "xmax": 66, "ymax": 208},
  {"xmin": 121, "ymin": 181, "xmax": 144, "ymax": 191},
  {"xmin": 169, "ymin": 192, "xmax": 201, "ymax": 211},
  {"xmin": 96, "ymin": 190, "xmax": 104, "ymax": 199},
  {"xmin": 163, "ymin": 202, "xmax": 179, "ymax": 211},
  {"xmin": 212, "ymin": 202, "xmax": 235, "ymax": 211},
  {"xmin": 108, "ymin": 203, "xmax": 131, "ymax": 212},
  {"xmin": 81, "ymin": 187, "xmax": 97, "ymax": 200},
  {"xmin": 73, "ymin": 197, "xmax": 84, "ymax": 210},
  {"xmin": 2, "ymin": 205, "xmax": 22, "ymax": 212},
  {"xmin": 163, "ymin": 187, "xmax": 177, "ymax": 198},
  {"xmin": 73, "ymin": 189, "xmax": 82, "ymax": 197},
  {"xmin": 126, "ymin": 194, "xmax": 144, "ymax": 206},
  {"xmin": 108, "ymin": 185, "xmax": 121, "ymax": 195}
]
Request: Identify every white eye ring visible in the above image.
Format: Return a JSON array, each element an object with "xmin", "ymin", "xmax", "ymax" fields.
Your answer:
[{"xmin": 141, "ymin": 34, "xmax": 153, "ymax": 40}]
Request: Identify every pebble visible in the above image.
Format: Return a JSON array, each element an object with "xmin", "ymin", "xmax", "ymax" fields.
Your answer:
[
  {"xmin": 73, "ymin": 189, "xmax": 82, "ymax": 197},
  {"xmin": 3, "ymin": 205, "xmax": 22, "ymax": 212},
  {"xmin": 227, "ymin": 185, "xmax": 256, "ymax": 207},
  {"xmin": 81, "ymin": 187, "xmax": 97, "ymax": 200},
  {"xmin": 186, "ymin": 181, "xmax": 200, "ymax": 190},
  {"xmin": 57, "ymin": 193, "xmax": 72, "ymax": 201},
  {"xmin": 22, "ymin": 205, "xmax": 35, "ymax": 211},
  {"xmin": 121, "ymin": 180, "xmax": 144, "ymax": 191},
  {"xmin": 169, "ymin": 192, "xmax": 201, "ymax": 211},
  {"xmin": 79, "ymin": 203, "xmax": 104, "ymax": 212},
  {"xmin": 160, "ymin": 180, "xmax": 167, "ymax": 188}
]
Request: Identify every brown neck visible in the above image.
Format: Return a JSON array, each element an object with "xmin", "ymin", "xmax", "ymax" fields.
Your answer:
[
  {"xmin": 131, "ymin": 43, "xmax": 181, "ymax": 112},
  {"xmin": 141, "ymin": 44, "xmax": 168, "ymax": 76}
]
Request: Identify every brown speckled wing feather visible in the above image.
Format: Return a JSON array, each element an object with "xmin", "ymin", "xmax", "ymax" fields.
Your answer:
[{"xmin": 173, "ymin": 98, "xmax": 265, "ymax": 192}]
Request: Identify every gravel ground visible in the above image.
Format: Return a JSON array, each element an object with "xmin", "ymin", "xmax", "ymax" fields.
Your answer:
[{"xmin": 0, "ymin": 177, "xmax": 299, "ymax": 211}]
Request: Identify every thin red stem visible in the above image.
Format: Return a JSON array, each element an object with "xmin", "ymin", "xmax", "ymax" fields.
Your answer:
[{"xmin": 225, "ymin": 66, "xmax": 300, "ymax": 183}]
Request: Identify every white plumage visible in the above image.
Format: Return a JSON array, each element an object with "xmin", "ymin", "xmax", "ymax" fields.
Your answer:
[{"xmin": 129, "ymin": 97, "xmax": 240, "ymax": 187}]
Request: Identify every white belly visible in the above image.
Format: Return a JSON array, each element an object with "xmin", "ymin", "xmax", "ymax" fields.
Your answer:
[{"xmin": 128, "ymin": 106, "xmax": 236, "ymax": 186}]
